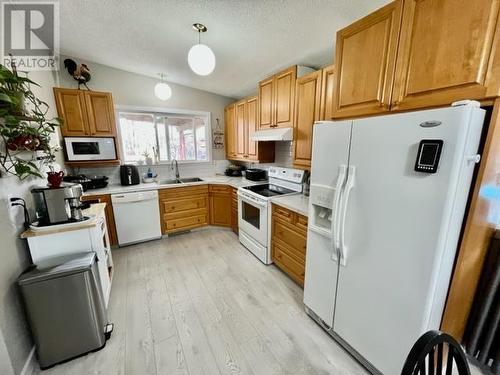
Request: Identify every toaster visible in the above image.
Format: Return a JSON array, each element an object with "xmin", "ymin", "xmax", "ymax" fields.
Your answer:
[{"xmin": 120, "ymin": 165, "xmax": 140, "ymax": 186}]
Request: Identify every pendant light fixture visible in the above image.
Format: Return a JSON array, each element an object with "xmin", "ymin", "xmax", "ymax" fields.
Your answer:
[
  {"xmin": 154, "ymin": 73, "xmax": 172, "ymax": 101},
  {"xmin": 188, "ymin": 23, "xmax": 216, "ymax": 76}
]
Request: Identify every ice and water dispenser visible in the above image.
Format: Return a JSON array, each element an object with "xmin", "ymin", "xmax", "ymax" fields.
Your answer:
[{"xmin": 309, "ymin": 184, "xmax": 336, "ymax": 236}]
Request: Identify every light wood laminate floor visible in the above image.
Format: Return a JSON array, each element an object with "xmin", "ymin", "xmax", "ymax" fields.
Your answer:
[{"xmin": 34, "ymin": 228, "xmax": 369, "ymax": 375}]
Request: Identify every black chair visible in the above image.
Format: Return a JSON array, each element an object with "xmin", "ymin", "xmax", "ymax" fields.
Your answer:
[{"xmin": 401, "ymin": 331, "xmax": 471, "ymax": 375}]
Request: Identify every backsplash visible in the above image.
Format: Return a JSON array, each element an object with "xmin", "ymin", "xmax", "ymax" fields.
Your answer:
[
  {"xmin": 68, "ymin": 142, "xmax": 294, "ymax": 184},
  {"xmin": 238, "ymin": 141, "xmax": 294, "ymax": 169},
  {"xmin": 71, "ymin": 160, "xmax": 230, "ymax": 185}
]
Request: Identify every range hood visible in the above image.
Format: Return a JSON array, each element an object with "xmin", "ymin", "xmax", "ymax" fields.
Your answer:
[{"xmin": 250, "ymin": 127, "xmax": 293, "ymax": 141}]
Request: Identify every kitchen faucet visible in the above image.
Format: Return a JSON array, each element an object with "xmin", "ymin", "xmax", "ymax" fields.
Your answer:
[{"xmin": 171, "ymin": 159, "xmax": 180, "ymax": 180}]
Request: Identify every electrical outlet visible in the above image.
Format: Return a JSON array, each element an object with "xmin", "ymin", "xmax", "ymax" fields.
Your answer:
[{"xmin": 7, "ymin": 194, "xmax": 24, "ymax": 228}]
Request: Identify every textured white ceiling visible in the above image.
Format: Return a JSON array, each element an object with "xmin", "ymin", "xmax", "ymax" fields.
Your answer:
[{"xmin": 60, "ymin": 0, "xmax": 389, "ymax": 99}]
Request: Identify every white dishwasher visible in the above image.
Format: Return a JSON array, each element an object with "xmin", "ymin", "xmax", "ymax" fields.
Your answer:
[{"xmin": 111, "ymin": 190, "xmax": 162, "ymax": 246}]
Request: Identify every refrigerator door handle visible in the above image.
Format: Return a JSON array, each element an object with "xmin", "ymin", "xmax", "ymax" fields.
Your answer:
[
  {"xmin": 338, "ymin": 166, "xmax": 356, "ymax": 266},
  {"xmin": 331, "ymin": 165, "xmax": 347, "ymax": 260}
]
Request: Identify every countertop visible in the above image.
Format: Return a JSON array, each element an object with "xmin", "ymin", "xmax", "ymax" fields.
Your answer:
[
  {"xmin": 270, "ymin": 194, "xmax": 309, "ymax": 216},
  {"xmin": 82, "ymin": 175, "xmax": 261, "ymax": 196},
  {"xmin": 21, "ymin": 203, "xmax": 106, "ymax": 238},
  {"xmin": 83, "ymin": 175, "xmax": 310, "ymax": 216}
]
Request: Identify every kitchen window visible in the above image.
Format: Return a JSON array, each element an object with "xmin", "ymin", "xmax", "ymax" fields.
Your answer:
[{"xmin": 117, "ymin": 108, "xmax": 210, "ymax": 164}]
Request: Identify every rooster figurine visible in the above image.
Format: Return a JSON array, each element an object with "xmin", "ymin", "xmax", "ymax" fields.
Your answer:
[{"xmin": 63, "ymin": 58, "xmax": 91, "ymax": 90}]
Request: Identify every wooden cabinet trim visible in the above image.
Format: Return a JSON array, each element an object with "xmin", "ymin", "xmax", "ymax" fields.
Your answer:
[{"xmin": 441, "ymin": 99, "xmax": 500, "ymax": 340}]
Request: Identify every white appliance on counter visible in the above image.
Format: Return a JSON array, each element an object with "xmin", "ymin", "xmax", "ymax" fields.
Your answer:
[
  {"xmin": 24, "ymin": 208, "xmax": 114, "ymax": 307},
  {"xmin": 111, "ymin": 190, "xmax": 162, "ymax": 246},
  {"xmin": 238, "ymin": 167, "xmax": 305, "ymax": 264},
  {"xmin": 64, "ymin": 137, "xmax": 117, "ymax": 161},
  {"xmin": 303, "ymin": 102, "xmax": 485, "ymax": 375}
]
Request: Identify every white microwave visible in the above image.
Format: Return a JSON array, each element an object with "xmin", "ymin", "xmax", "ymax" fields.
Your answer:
[{"xmin": 64, "ymin": 137, "xmax": 117, "ymax": 161}]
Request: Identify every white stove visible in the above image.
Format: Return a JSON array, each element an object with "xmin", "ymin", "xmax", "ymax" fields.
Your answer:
[{"xmin": 238, "ymin": 167, "xmax": 306, "ymax": 264}]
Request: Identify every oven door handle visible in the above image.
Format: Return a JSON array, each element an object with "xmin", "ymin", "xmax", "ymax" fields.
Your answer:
[{"xmin": 239, "ymin": 194, "xmax": 267, "ymax": 208}]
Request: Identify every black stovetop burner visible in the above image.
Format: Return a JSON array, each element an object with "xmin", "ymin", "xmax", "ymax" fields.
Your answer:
[{"xmin": 243, "ymin": 184, "xmax": 295, "ymax": 197}]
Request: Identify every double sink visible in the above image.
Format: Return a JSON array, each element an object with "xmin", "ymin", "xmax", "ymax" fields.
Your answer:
[{"xmin": 160, "ymin": 177, "xmax": 204, "ymax": 185}]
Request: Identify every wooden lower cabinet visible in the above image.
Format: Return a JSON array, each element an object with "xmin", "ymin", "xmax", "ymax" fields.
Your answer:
[
  {"xmin": 159, "ymin": 185, "xmax": 209, "ymax": 234},
  {"xmin": 209, "ymin": 185, "xmax": 232, "ymax": 227},
  {"xmin": 271, "ymin": 204, "xmax": 308, "ymax": 286},
  {"xmin": 231, "ymin": 187, "xmax": 238, "ymax": 234},
  {"xmin": 81, "ymin": 194, "xmax": 118, "ymax": 246}
]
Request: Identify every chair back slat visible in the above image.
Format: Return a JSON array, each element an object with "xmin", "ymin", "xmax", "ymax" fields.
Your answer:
[
  {"xmin": 436, "ymin": 342, "xmax": 443, "ymax": 375},
  {"xmin": 445, "ymin": 346, "xmax": 454, "ymax": 375},
  {"xmin": 401, "ymin": 331, "xmax": 471, "ymax": 375},
  {"xmin": 428, "ymin": 347, "xmax": 435, "ymax": 375}
]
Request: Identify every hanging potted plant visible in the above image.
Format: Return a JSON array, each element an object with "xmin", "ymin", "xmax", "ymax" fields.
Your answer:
[{"xmin": 0, "ymin": 63, "xmax": 61, "ymax": 180}]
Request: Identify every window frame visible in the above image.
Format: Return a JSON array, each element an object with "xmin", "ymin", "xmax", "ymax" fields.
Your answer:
[{"xmin": 115, "ymin": 105, "xmax": 212, "ymax": 165}]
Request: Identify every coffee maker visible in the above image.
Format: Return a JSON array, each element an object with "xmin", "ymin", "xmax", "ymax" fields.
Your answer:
[{"xmin": 31, "ymin": 183, "xmax": 85, "ymax": 226}]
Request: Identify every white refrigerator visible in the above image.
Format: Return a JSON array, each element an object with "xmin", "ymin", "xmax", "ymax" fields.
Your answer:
[{"xmin": 303, "ymin": 102, "xmax": 485, "ymax": 375}]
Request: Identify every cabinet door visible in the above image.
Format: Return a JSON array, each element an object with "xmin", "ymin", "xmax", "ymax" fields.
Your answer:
[
  {"xmin": 235, "ymin": 100, "xmax": 247, "ymax": 158},
  {"xmin": 294, "ymin": 71, "xmax": 322, "ymax": 168},
  {"xmin": 320, "ymin": 65, "xmax": 335, "ymax": 121},
  {"xmin": 392, "ymin": 0, "xmax": 500, "ymax": 110},
  {"xmin": 259, "ymin": 77, "xmax": 274, "ymax": 129},
  {"xmin": 84, "ymin": 91, "xmax": 116, "ymax": 136},
  {"xmin": 225, "ymin": 104, "xmax": 236, "ymax": 158},
  {"xmin": 81, "ymin": 194, "xmax": 117, "ymax": 246},
  {"xmin": 246, "ymin": 96, "xmax": 258, "ymax": 160},
  {"xmin": 53, "ymin": 88, "xmax": 90, "ymax": 136},
  {"xmin": 274, "ymin": 66, "xmax": 297, "ymax": 128},
  {"xmin": 332, "ymin": 1, "xmax": 403, "ymax": 118},
  {"xmin": 210, "ymin": 193, "xmax": 232, "ymax": 227}
]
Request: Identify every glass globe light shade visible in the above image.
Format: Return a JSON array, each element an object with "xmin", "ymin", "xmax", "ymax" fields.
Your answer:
[
  {"xmin": 188, "ymin": 43, "xmax": 216, "ymax": 76},
  {"xmin": 154, "ymin": 81, "xmax": 172, "ymax": 100}
]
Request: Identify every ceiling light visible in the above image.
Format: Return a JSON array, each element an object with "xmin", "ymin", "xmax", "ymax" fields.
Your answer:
[
  {"xmin": 188, "ymin": 23, "xmax": 216, "ymax": 76},
  {"xmin": 154, "ymin": 73, "xmax": 172, "ymax": 100}
]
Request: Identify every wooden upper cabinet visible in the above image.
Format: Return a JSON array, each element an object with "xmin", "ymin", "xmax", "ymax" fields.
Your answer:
[
  {"xmin": 54, "ymin": 88, "xmax": 117, "ymax": 137},
  {"xmin": 226, "ymin": 96, "xmax": 274, "ymax": 163},
  {"xmin": 332, "ymin": 1, "xmax": 403, "ymax": 118},
  {"xmin": 320, "ymin": 64, "xmax": 335, "ymax": 121},
  {"xmin": 225, "ymin": 104, "xmax": 236, "ymax": 158},
  {"xmin": 294, "ymin": 71, "xmax": 322, "ymax": 168},
  {"xmin": 235, "ymin": 100, "xmax": 246, "ymax": 157},
  {"xmin": 84, "ymin": 91, "xmax": 116, "ymax": 136},
  {"xmin": 259, "ymin": 77, "xmax": 274, "ymax": 129},
  {"xmin": 258, "ymin": 65, "xmax": 298, "ymax": 129},
  {"xmin": 246, "ymin": 96, "xmax": 258, "ymax": 159},
  {"xmin": 53, "ymin": 88, "xmax": 89, "ymax": 136},
  {"xmin": 274, "ymin": 66, "xmax": 297, "ymax": 128},
  {"xmin": 392, "ymin": 0, "xmax": 500, "ymax": 110}
]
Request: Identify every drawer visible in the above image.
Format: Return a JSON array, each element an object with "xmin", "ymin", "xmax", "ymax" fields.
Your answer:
[
  {"xmin": 294, "ymin": 214, "xmax": 308, "ymax": 234},
  {"xmin": 159, "ymin": 185, "xmax": 208, "ymax": 199},
  {"xmin": 165, "ymin": 214, "xmax": 207, "ymax": 232},
  {"xmin": 165, "ymin": 207, "xmax": 207, "ymax": 220},
  {"xmin": 272, "ymin": 241, "xmax": 305, "ymax": 286},
  {"xmin": 273, "ymin": 220, "xmax": 307, "ymax": 255},
  {"xmin": 209, "ymin": 184, "xmax": 231, "ymax": 194},
  {"xmin": 273, "ymin": 237, "xmax": 305, "ymax": 265},
  {"xmin": 272, "ymin": 204, "xmax": 294, "ymax": 224},
  {"xmin": 161, "ymin": 196, "xmax": 207, "ymax": 213}
]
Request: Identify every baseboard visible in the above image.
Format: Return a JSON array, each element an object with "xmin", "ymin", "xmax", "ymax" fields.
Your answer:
[{"xmin": 20, "ymin": 346, "xmax": 36, "ymax": 375}]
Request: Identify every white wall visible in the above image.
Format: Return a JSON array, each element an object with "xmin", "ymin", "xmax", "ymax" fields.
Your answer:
[
  {"xmin": 0, "ymin": 69, "xmax": 60, "ymax": 374},
  {"xmin": 57, "ymin": 55, "xmax": 234, "ymax": 162}
]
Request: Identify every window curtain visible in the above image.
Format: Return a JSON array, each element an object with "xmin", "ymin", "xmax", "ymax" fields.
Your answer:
[{"xmin": 464, "ymin": 229, "xmax": 500, "ymax": 374}]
